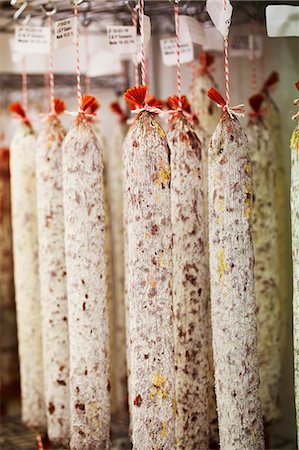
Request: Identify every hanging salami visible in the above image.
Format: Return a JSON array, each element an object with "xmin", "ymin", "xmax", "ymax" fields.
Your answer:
[
  {"xmin": 291, "ymin": 81, "xmax": 299, "ymax": 444},
  {"xmin": 207, "ymin": 88, "xmax": 264, "ymax": 450},
  {"xmin": 109, "ymin": 101, "xmax": 129, "ymax": 413},
  {"xmin": 123, "ymin": 85, "xmax": 175, "ymax": 449},
  {"xmin": 62, "ymin": 95, "xmax": 110, "ymax": 450},
  {"xmin": 9, "ymin": 103, "xmax": 46, "ymax": 430},
  {"xmin": 192, "ymin": 52, "xmax": 221, "ymax": 137},
  {"xmin": 247, "ymin": 93, "xmax": 281, "ymax": 425},
  {"xmin": 0, "ymin": 147, "xmax": 19, "ymax": 410},
  {"xmin": 36, "ymin": 98, "xmax": 70, "ymax": 445},
  {"xmin": 166, "ymin": 95, "xmax": 209, "ymax": 449}
]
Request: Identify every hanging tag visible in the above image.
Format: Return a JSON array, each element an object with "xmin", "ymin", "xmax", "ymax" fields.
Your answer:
[
  {"xmin": 203, "ymin": 25, "xmax": 223, "ymax": 51},
  {"xmin": 230, "ymin": 35, "xmax": 263, "ymax": 58},
  {"xmin": 143, "ymin": 15, "xmax": 151, "ymax": 45},
  {"xmin": 206, "ymin": 0, "xmax": 233, "ymax": 37},
  {"xmin": 87, "ymin": 50, "xmax": 122, "ymax": 77},
  {"xmin": 107, "ymin": 26, "xmax": 137, "ymax": 54},
  {"xmin": 160, "ymin": 38, "xmax": 194, "ymax": 66},
  {"xmin": 266, "ymin": 5, "xmax": 299, "ymax": 37},
  {"xmin": 15, "ymin": 25, "xmax": 51, "ymax": 54},
  {"xmin": 54, "ymin": 18, "xmax": 76, "ymax": 48},
  {"xmin": 179, "ymin": 15, "xmax": 205, "ymax": 45}
]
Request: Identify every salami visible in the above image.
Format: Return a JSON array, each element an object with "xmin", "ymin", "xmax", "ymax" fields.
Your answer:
[
  {"xmin": 90, "ymin": 104, "xmax": 117, "ymax": 416},
  {"xmin": 291, "ymin": 81, "xmax": 299, "ymax": 442},
  {"xmin": 207, "ymin": 88, "xmax": 264, "ymax": 450},
  {"xmin": 35, "ymin": 99, "xmax": 69, "ymax": 445},
  {"xmin": 0, "ymin": 147, "xmax": 19, "ymax": 409},
  {"xmin": 62, "ymin": 95, "xmax": 110, "ymax": 450},
  {"xmin": 192, "ymin": 113, "xmax": 219, "ymax": 448},
  {"xmin": 167, "ymin": 95, "xmax": 209, "ymax": 449},
  {"xmin": 192, "ymin": 52, "xmax": 221, "ymax": 137},
  {"xmin": 108, "ymin": 101, "xmax": 129, "ymax": 412},
  {"xmin": 9, "ymin": 103, "xmax": 46, "ymax": 430},
  {"xmin": 247, "ymin": 94, "xmax": 281, "ymax": 424},
  {"xmin": 123, "ymin": 85, "xmax": 175, "ymax": 449},
  {"xmin": 262, "ymin": 72, "xmax": 288, "ymax": 353}
]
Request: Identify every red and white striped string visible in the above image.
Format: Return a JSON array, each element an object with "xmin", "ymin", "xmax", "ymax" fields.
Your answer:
[
  {"xmin": 35, "ymin": 433, "xmax": 44, "ymax": 450},
  {"xmin": 131, "ymin": 5, "xmax": 139, "ymax": 86},
  {"xmin": 223, "ymin": 0, "xmax": 230, "ymax": 107},
  {"xmin": 138, "ymin": 0, "xmax": 146, "ymax": 86},
  {"xmin": 73, "ymin": 0, "xmax": 82, "ymax": 109},
  {"xmin": 84, "ymin": 26, "xmax": 91, "ymax": 94},
  {"xmin": 189, "ymin": 60, "xmax": 195, "ymax": 107},
  {"xmin": 22, "ymin": 56, "xmax": 28, "ymax": 113},
  {"xmin": 174, "ymin": 0, "xmax": 182, "ymax": 109},
  {"xmin": 48, "ymin": 15, "xmax": 55, "ymax": 114}
]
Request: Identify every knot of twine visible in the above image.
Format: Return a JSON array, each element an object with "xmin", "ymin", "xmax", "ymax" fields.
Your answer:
[
  {"xmin": 218, "ymin": 103, "xmax": 245, "ymax": 119},
  {"xmin": 132, "ymin": 104, "xmax": 163, "ymax": 115},
  {"xmin": 293, "ymin": 98, "xmax": 299, "ymax": 121},
  {"xmin": 208, "ymin": 87, "xmax": 244, "ymax": 119},
  {"xmin": 65, "ymin": 109, "xmax": 96, "ymax": 118}
]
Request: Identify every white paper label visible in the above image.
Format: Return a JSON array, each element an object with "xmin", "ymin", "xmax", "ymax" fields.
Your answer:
[
  {"xmin": 87, "ymin": 50, "xmax": 122, "ymax": 77},
  {"xmin": 230, "ymin": 34, "xmax": 263, "ymax": 58},
  {"xmin": 107, "ymin": 25, "xmax": 137, "ymax": 54},
  {"xmin": 15, "ymin": 25, "xmax": 51, "ymax": 54},
  {"xmin": 266, "ymin": 5, "xmax": 299, "ymax": 37},
  {"xmin": 160, "ymin": 38, "xmax": 194, "ymax": 66},
  {"xmin": 203, "ymin": 25, "xmax": 223, "ymax": 51},
  {"xmin": 206, "ymin": 0, "xmax": 233, "ymax": 37},
  {"xmin": 54, "ymin": 18, "xmax": 76, "ymax": 48},
  {"xmin": 179, "ymin": 15, "xmax": 205, "ymax": 45},
  {"xmin": 143, "ymin": 15, "xmax": 151, "ymax": 45}
]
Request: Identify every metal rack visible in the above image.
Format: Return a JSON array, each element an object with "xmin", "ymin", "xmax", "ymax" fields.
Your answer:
[{"xmin": 1, "ymin": 0, "xmax": 298, "ymax": 35}]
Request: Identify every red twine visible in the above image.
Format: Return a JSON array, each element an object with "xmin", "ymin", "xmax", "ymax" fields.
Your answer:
[
  {"xmin": 293, "ymin": 80, "xmax": 299, "ymax": 121},
  {"xmin": 166, "ymin": 95, "xmax": 192, "ymax": 121},
  {"xmin": 199, "ymin": 52, "xmax": 215, "ymax": 76},
  {"xmin": 262, "ymin": 71, "xmax": 279, "ymax": 93},
  {"xmin": 110, "ymin": 101, "xmax": 128, "ymax": 123},
  {"xmin": 9, "ymin": 102, "xmax": 30, "ymax": 126},
  {"xmin": 47, "ymin": 16, "xmax": 55, "ymax": 116},
  {"xmin": 131, "ymin": 5, "xmax": 139, "ymax": 86},
  {"xmin": 123, "ymin": 85, "xmax": 163, "ymax": 116},
  {"xmin": 138, "ymin": 0, "xmax": 146, "ymax": 86},
  {"xmin": 35, "ymin": 433, "xmax": 44, "ymax": 450},
  {"xmin": 248, "ymin": 93, "xmax": 267, "ymax": 121},
  {"xmin": 207, "ymin": 87, "xmax": 245, "ymax": 119},
  {"xmin": 21, "ymin": 57, "xmax": 28, "ymax": 114},
  {"xmin": 84, "ymin": 27, "xmax": 91, "ymax": 95}
]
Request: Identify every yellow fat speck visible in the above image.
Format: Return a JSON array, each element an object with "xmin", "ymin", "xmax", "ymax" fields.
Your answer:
[
  {"xmin": 173, "ymin": 396, "xmax": 177, "ymax": 415},
  {"xmin": 144, "ymin": 231, "xmax": 150, "ymax": 239},
  {"xmin": 157, "ymin": 388, "xmax": 168, "ymax": 399},
  {"xmin": 148, "ymin": 386, "xmax": 157, "ymax": 399},
  {"xmin": 153, "ymin": 120, "xmax": 166, "ymax": 139},
  {"xmin": 291, "ymin": 128, "xmax": 299, "ymax": 150},
  {"xmin": 161, "ymin": 422, "xmax": 167, "ymax": 438},
  {"xmin": 153, "ymin": 371, "xmax": 165, "ymax": 387},
  {"xmin": 244, "ymin": 206, "xmax": 251, "ymax": 220},
  {"xmin": 218, "ymin": 247, "xmax": 226, "ymax": 278},
  {"xmin": 245, "ymin": 162, "xmax": 251, "ymax": 173}
]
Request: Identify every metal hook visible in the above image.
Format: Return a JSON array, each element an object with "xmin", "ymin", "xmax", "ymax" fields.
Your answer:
[
  {"xmin": 40, "ymin": 1, "xmax": 57, "ymax": 16},
  {"xmin": 81, "ymin": 12, "xmax": 92, "ymax": 27},
  {"xmin": 13, "ymin": 1, "xmax": 29, "ymax": 20}
]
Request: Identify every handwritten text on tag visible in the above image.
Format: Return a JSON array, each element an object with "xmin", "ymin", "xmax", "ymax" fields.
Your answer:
[
  {"xmin": 160, "ymin": 38, "xmax": 194, "ymax": 66},
  {"xmin": 54, "ymin": 18, "xmax": 76, "ymax": 48},
  {"xmin": 15, "ymin": 25, "xmax": 51, "ymax": 54},
  {"xmin": 107, "ymin": 26, "xmax": 136, "ymax": 55}
]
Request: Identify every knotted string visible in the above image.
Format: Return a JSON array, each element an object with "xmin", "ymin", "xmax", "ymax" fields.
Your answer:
[
  {"xmin": 207, "ymin": 0, "xmax": 244, "ymax": 119},
  {"xmin": 131, "ymin": 5, "xmax": 139, "ymax": 86},
  {"xmin": 138, "ymin": 0, "xmax": 146, "ymax": 86},
  {"xmin": 47, "ymin": 15, "xmax": 56, "ymax": 116},
  {"xmin": 174, "ymin": 0, "xmax": 182, "ymax": 110},
  {"xmin": 293, "ymin": 81, "xmax": 299, "ymax": 121}
]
